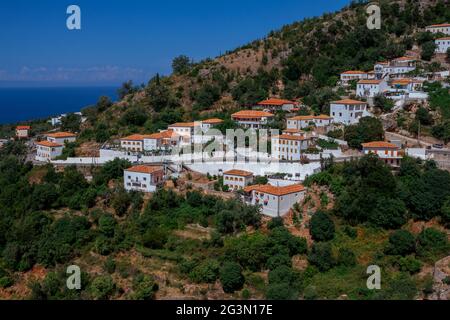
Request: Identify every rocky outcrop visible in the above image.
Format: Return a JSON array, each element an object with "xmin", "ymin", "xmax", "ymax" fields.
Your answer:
[{"xmin": 429, "ymin": 256, "xmax": 450, "ymax": 300}]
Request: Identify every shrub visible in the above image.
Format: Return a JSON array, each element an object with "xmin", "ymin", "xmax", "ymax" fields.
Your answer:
[
  {"xmin": 189, "ymin": 259, "xmax": 220, "ymax": 284},
  {"xmin": 219, "ymin": 262, "xmax": 245, "ymax": 294},
  {"xmin": 397, "ymin": 256, "xmax": 422, "ymax": 274},
  {"xmin": 309, "ymin": 211, "xmax": 335, "ymax": 242},
  {"xmin": 266, "ymin": 282, "xmax": 298, "ymax": 300},
  {"xmin": 267, "ymin": 254, "xmax": 292, "ymax": 270},
  {"xmin": 337, "ymin": 248, "xmax": 357, "ymax": 267},
  {"xmin": 308, "ymin": 242, "xmax": 335, "ymax": 272},
  {"xmin": 90, "ymin": 275, "xmax": 116, "ymax": 300},
  {"xmin": 384, "ymin": 230, "xmax": 416, "ymax": 256}
]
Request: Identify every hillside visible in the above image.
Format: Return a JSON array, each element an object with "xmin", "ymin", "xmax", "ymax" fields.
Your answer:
[{"xmin": 71, "ymin": 0, "xmax": 450, "ymax": 142}]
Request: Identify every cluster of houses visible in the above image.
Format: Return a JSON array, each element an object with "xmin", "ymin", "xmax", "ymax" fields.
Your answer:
[
  {"xmin": 426, "ymin": 23, "xmax": 450, "ymax": 54},
  {"xmin": 35, "ymin": 132, "xmax": 77, "ymax": 162}
]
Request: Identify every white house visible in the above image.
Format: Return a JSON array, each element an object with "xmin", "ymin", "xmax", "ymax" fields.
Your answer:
[
  {"xmin": 243, "ymin": 184, "xmax": 306, "ymax": 217},
  {"xmin": 223, "ymin": 169, "xmax": 254, "ymax": 191},
  {"xmin": 120, "ymin": 134, "xmax": 145, "ymax": 152},
  {"xmin": 168, "ymin": 122, "xmax": 198, "ymax": 144},
  {"xmin": 357, "ymin": 79, "xmax": 388, "ymax": 98},
  {"xmin": 16, "ymin": 126, "xmax": 30, "ymax": 139},
  {"xmin": 286, "ymin": 115, "xmax": 333, "ymax": 130},
  {"xmin": 330, "ymin": 99, "xmax": 370, "ymax": 125},
  {"xmin": 256, "ymin": 98, "xmax": 298, "ymax": 112},
  {"xmin": 425, "ymin": 23, "xmax": 450, "ymax": 35},
  {"xmin": 362, "ymin": 141, "xmax": 403, "ymax": 167},
  {"xmin": 46, "ymin": 132, "xmax": 77, "ymax": 145},
  {"xmin": 340, "ymin": 71, "xmax": 369, "ymax": 85},
  {"xmin": 35, "ymin": 141, "xmax": 63, "ymax": 162},
  {"xmin": 374, "ymin": 57, "xmax": 416, "ymax": 79},
  {"xmin": 124, "ymin": 165, "xmax": 165, "ymax": 193},
  {"xmin": 271, "ymin": 133, "xmax": 312, "ymax": 161},
  {"xmin": 143, "ymin": 130, "xmax": 181, "ymax": 151},
  {"xmin": 435, "ymin": 37, "xmax": 450, "ymax": 53},
  {"xmin": 231, "ymin": 110, "xmax": 274, "ymax": 129},
  {"xmin": 201, "ymin": 118, "xmax": 224, "ymax": 133}
]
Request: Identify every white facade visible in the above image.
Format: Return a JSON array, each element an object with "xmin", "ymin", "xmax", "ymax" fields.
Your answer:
[
  {"xmin": 201, "ymin": 119, "xmax": 223, "ymax": 133},
  {"xmin": 340, "ymin": 71, "xmax": 368, "ymax": 85},
  {"xmin": 124, "ymin": 165, "xmax": 165, "ymax": 193},
  {"xmin": 46, "ymin": 133, "xmax": 77, "ymax": 145},
  {"xmin": 16, "ymin": 126, "xmax": 30, "ymax": 139},
  {"xmin": 168, "ymin": 123, "xmax": 197, "ymax": 144},
  {"xmin": 362, "ymin": 142, "xmax": 403, "ymax": 167},
  {"xmin": 231, "ymin": 111, "xmax": 274, "ymax": 129},
  {"xmin": 330, "ymin": 100, "xmax": 370, "ymax": 125},
  {"xmin": 120, "ymin": 135, "xmax": 145, "ymax": 152},
  {"xmin": 435, "ymin": 37, "xmax": 450, "ymax": 53},
  {"xmin": 223, "ymin": 170, "xmax": 254, "ymax": 191},
  {"xmin": 374, "ymin": 57, "xmax": 416, "ymax": 79},
  {"xmin": 272, "ymin": 134, "xmax": 312, "ymax": 161},
  {"xmin": 357, "ymin": 80, "xmax": 388, "ymax": 98},
  {"xmin": 244, "ymin": 184, "xmax": 306, "ymax": 217},
  {"xmin": 35, "ymin": 141, "xmax": 63, "ymax": 162},
  {"xmin": 426, "ymin": 24, "xmax": 450, "ymax": 35},
  {"xmin": 286, "ymin": 115, "xmax": 333, "ymax": 130}
]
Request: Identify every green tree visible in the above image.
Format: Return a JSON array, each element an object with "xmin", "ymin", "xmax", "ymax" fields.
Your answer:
[
  {"xmin": 172, "ymin": 55, "xmax": 193, "ymax": 74},
  {"xmin": 384, "ymin": 230, "xmax": 416, "ymax": 256},
  {"xmin": 90, "ymin": 275, "xmax": 115, "ymax": 300},
  {"xmin": 309, "ymin": 211, "xmax": 335, "ymax": 242},
  {"xmin": 344, "ymin": 117, "xmax": 384, "ymax": 149},
  {"xmin": 421, "ymin": 41, "xmax": 437, "ymax": 61},
  {"xmin": 308, "ymin": 242, "xmax": 335, "ymax": 272},
  {"xmin": 219, "ymin": 262, "xmax": 245, "ymax": 294}
]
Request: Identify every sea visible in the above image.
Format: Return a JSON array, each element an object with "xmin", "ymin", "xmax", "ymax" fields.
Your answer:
[{"xmin": 0, "ymin": 86, "xmax": 118, "ymax": 125}]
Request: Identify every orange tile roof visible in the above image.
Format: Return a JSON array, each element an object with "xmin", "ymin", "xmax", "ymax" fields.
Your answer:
[
  {"xmin": 169, "ymin": 122, "xmax": 197, "ymax": 128},
  {"xmin": 331, "ymin": 99, "xmax": 366, "ymax": 105},
  {"xmin": 289, "ymin": 114, "xmax": 332, "ymax": 121},
  {"xmin": 47, "ymin": 132, "xmax": 76, "ymax": 138},
  {"xmin": 282, "ymin": 129, "xmax": 305, "ymax": 134},
  {"xmin": 427, "ymin": 23, "xmax": 450, "ymax": 28},
  {"xmin": 244, "ymin": 184, "xmax": 305, "ymax": 196},
  {"xmin": 121, "ymin": 134, "xmax": 146, "ymax": 141},
  {"xmin": 392, "ymin": 78, "xmax": 412, "ymax": 85},
  {"xmin": 273, "ymin": 134, "xmax": 310, "ymax": 141},
  {"xmin": 361, "ymin": 141, "xmax": 399, "ymax": 149},
  {"xmin": 202, "ymin": 118, "xmax": 224, "ymax": 124},
  {"xmin": 437, "ymin": 37, "xmax": 450, "ymax": 40},
  {"xmin": 16, "ymin": 126, "xmax": 30, "ymax": 130},
  {"xmin": 36, "ymin": 141, "xmax": 63, "ymax": 148},
  {"xmin": 258, "ymin": 98, "xmax": 295, "ymax": 106},
  {"xmin": 392, "ymin": 56, "xmax": 416, "ymax": 62},
  {"xmin": 358, "ymin": 79, "xmax": 383, "ymax": 84},
  {"xmin": 125, "ymin": 165, "xmax": 164, "ymax": 174},
  {"xmin": 232, "ymin": 110, "xmax": 274, "ymax": 119},
  {"xmin": 223, "ymin": 169, "xmax": 254, "ymax": 177},
  {"xmin": 341, "ymin": 70, "xmax": 367, "ymax": 74}
]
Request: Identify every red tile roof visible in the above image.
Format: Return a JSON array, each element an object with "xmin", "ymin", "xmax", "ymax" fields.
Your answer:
[
  {"xmin": 358, "ymin": 79, "xmax": 383, "ymax": 85},
  {"xmin": 223, "ymin": 169, "xmax": 254, "ymax": 177},
  {"xmin": 437, "ymin": 37, "xmax": 450, "ymax": 40},
  {"xmin": 362, "ymin": 141, "xmax": 399, "ymax": 149},
  {"xmin": 36, "ymin": 141, "xmax": 63, "ymax": 148},
  {"xmin": 427, "ymin": 23, "xmax": 450, "ymax": 28},
  {"xmin": 331, "ymin": 99, "xmax": 367, "ymax": 105},
  {"xmin": 145, "ymin": 130, "xmax": 178, "ymax": 140},
  {"xmin": 289, "ymin": 114, "xmax": 332, "ymax": 121},
  {"xmin": 258, "ymin": 98, "xmax": 296, "ymax": 106},
  {"xmin": 125, "ymin": 165, "xmax": 164, "ymax": 174},
  {"xmin": 341, "ymin": 70, "xmax": 367, "ymax": 75},
  {"xmin": 273, "ymin": 134, "xmax": 310, "ymax": 141},
  {"xmin": 47, "ymin": 132, "xmax": 76, "ymax": 138},
  {"xmin": 202, "ymin": 118, "xmax": 224, "ymax": 124},
  {"xmin": 232, "ymin": 110, "xmax": 274, "ymax": 119},
  {"xmin": 244, "ymin": 184, "xmax": 305, "ymax": 196},
  {"xmin": 121, "ymin": 134, "xmax": 146, "ymax": 141},
  {"xmin": 16, "ymin": 126, "xmax": 30, "ymax": 130},
  {"xmin": 169, "ymin": 122, "xmax": 197, "ymax": 128}
]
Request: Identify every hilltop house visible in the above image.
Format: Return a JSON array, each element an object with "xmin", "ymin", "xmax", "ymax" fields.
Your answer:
[
  {"xmin": 120, "ymin": 134, "xmax": 146, "ymax": 152},
  {"xmin": 286, "ymin": 115, "xmax": 333, "ymax": 130},
  {"xmin": 256, "ymin": 98, "xmax": 298, "ymax": 112},
  {"xmin": 124, "ymin": 165, "xmax": 165, "ymax": 193},
  {"xmin": 374, "ymin": 57, "xmax": 416, "ymax": 79},
  {"xmin": 168, "ymin": 122, "xmax": 198, "ymax": 144},
  {"xmin": 362, "ymin": 141, "xmax": 403, "ymax": 167},
  {"xmin": 356, "ymin": 79, "xmax": 389, "ymax": 98},
  {"xmin": 425, "ymin": 23, "xmax": 450, "ymax": 35},
  {"xmin": 243, "ymin": 184, "xmax": 306, "ymax": 217},
  {"xmin": 35, "ymin": 141, "xmax": 63, "ymax": 162},
  {"xmin": 223, "ymin": 170, "xmax": 254, "ymax": 191},
  {"xmin": 143, "ymin": 130, "xmax": 181, "ymax": 151},
  {"xmin": 16, "ymin": 126, "xmax": 30, "ymax": 139},
  {"xmin": 271, "ymin": 131, "xmax": 312, "ymax": 161},
  {"xmin": 330, "ymin": 99, "xmax": 370, "ymax": 125},
  {"xmin": 201, "ymin": 118, "xmax": 224, "ymax": 133},
  {"xmin": 340, "ymin": 71, "xmax": 369, "ymax": 86},
  {"xmin": 46, "ymin": 132, "xmax": 77, "ymax": 145},
  {"xmin": 231, "ymin": 110, "xmax": 274, "ymax": 129},
  {"xmin": 435, "ymin": 37, "xmax": 450, "ymax": 53}
]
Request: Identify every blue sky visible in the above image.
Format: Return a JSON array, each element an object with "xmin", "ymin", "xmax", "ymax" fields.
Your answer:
[{"xmin": 0, "ymin": 0, "xmax": 350, "ymax": 87}]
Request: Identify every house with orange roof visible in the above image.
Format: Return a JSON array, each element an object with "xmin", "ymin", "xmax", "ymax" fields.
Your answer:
[
  {"xmin": 271, "ymin": 133, "xmax": 313, "ymax": 161},
  {"xmin": 330, "ymin": 99, "xmax": 371, "ymax": 125},
  {"xmin": 425, "ymin": 23, "xmax": 450, "ymax": 35},
  {"xmin": 231, "ymin": 110, "xmax": 274, "ymax": 129},
  {"xmin": 356, "ymin": 79, "xmax": 389, "ymax": 98},
  {"xmin": 200, "ymin": 118, "xmax": 224, "ymax": 133},
  {"xmin": 256, "ymin": 98, "xmax": 298, "ymax": 112},
  {"xmin": 35, "ymin": 140, "xmax": 64, "ymax": 162},
  {"xmin": 286, "ymin": 114, "xmax": 333, "ymax": 130},
  {"xmin": 124, "ymin": 165, "xmax": 165, "ymax": 193},
  {"xmin": 16, "ymin": 125, "xmax": 31, "ymax": 139},
  {"xmin": 46, "ymin": 132, "xmax": 77, "ymax": 145},
  {"xmin": 435, "ymin": 37, "xmax": 450, "ymax": 53},
  {"xmin": 243, "ymin": 183, "xmax": 306, "ymax": 217},
  {"xmin": 374, "ymin": 57, "xmax": 416, "ymax": 79},
  {"xmin": 223, "ymin": 169, "xmax": 254, "ymax": 191},
  {"xmin": 143, "ymin": 130, "xmax": 181, "ymax": 151},
  {"xmin": 168, "ymin": 122, "xmax": 200, "ymax": 144},
  {"xmin": 120, "ymin": 134, "xmax": 147, "ymax": 152},
  {"xmin": 362, "ymin": 141, "xmax": 403, "ymax": 167},
  {"xmin": 339, "ymin": 70, "xmax": 369, "ymax": 85}
]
